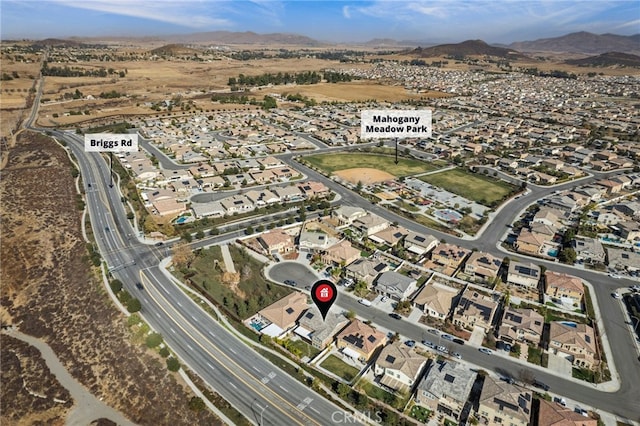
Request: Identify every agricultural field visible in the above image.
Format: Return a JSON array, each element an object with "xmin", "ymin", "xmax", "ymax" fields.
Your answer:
[
  {"xmin": 419, "ymin": 168, "xmax": 518, "ymax": 206},
  {"xmin": 304, "ymin": 153, "xmax": 441, "ymax": 178}
]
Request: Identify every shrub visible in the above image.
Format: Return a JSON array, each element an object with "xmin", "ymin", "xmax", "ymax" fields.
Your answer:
[
  {"xmin": 110, "ymin": 279, "xmax": 123, "ymax": 293},
  {"xmin": 159, "ymin": 347, "xmax": 170, "ymax": 358},
  {"xmin": 145, "ymin": 332, "xmax": 163, "ymax": 348},
  {"xmin": 126, "ymin": 297, "xmax": 141, "ymax": 313},
  {"xmin": 167, "ymin": 357, "xmax": 181, "ymax": 372}
]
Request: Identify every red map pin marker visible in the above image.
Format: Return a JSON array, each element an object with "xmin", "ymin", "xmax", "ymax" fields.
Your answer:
[{"xmin": 310, "ymin": 279, "xmax": 337, "ymax": 321}]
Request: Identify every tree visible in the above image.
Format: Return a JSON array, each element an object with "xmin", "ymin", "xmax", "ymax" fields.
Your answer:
[
  {"xmin": 558, "ymin": 247, "xmax": 577, "ymax": 264},
  {"xmin": 172, "ymin": 241, "xmax": 195, "ymax": 268},
  {"xmin": 188, "ymin": 396, "xmax": 206, "ymax": 411},
  {"xmin": 195, "ymin": 229, "xmax": 205, "ymax": 240},
  {"xmin": 337, "ymin": 383, "xmax": 351, "ymax": 399},
  {"xmin": 166, "ymin": 357, "xmax": 181, "ymax": 372},
  {"xmin": 181, "ymin": 232, "xmax": 193, "ymax": 242},
  {"xmin": 126, "ymin": 297, "xmax": 141, "ymax": 313},
  {"xmin": 145, "ymin": 332, "xmax": 163, "ymax": 348},
  {"xmin": 159, "ymin": 347, "xmax": 170, "ymax": 357},
  {"xmin": 245, "ymin": 225, "xmax": 254, "ymax": 235},
  {"xmin": 345, "ymin": 310, "xmax": 356, "ymax": 320},
  {"xmin": 109, "ymin": 279, "xmax": 123, "ymax": 293}
]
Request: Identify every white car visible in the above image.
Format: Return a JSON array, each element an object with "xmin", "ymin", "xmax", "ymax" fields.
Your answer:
[
  {"xmin": 611, "ymin": 292, "xmax": 621, "ymax": 299},
  {"xmin": 452, "ymin": 352, "xmax": 462, "ymax": 359},
  {"xmin": 478, "ymin": 347, "xmax": 493, "ymax": 355},
  {"xmin": 609, "ymin": 273, "xmax": 621, "ymax": 279}
]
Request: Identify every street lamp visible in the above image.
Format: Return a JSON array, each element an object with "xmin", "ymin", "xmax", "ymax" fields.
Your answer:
[{"xmin": 252, "ymin": 399, "xmax": 268, "ymax": 426}]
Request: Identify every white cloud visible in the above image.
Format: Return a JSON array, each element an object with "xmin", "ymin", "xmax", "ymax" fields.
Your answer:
[
  {"xmin": 615, "ymin": 19, "xmax": 640, "ymax": 30},
  {"xmin": 50, "ymin": 0, "xmax": 233, "ymax": 28},
  {"xmin": 343, "ymin": 5, "xmax": 351, "ymax": 19}
]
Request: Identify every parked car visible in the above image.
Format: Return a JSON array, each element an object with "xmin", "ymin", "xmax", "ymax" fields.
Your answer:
[
  {"xmin": 533, "ymin": 379, "xmax": 550, "ymax": 391},
  {"xmin": 453, "ymin": 338, "xmax": 465, "ymax": 345},
  {"xmin": 442, "ymin": 334, "xmax": 454, "ymax": 341},
  {"xmin": 478, "ymin": 347, "xmax": 493, "ymax": 355},
  {"xmin": 284, "ymin": 279, "xmax": 296, "ymax": 286},
  {"xmin": 358, "ymin": 298, "xmax": 372, "ymax": 307},
  {"xmin": 428, "ymin": 328, "xmax": 440, "ymax": 335},
  {"xmin": 452, "ymin": 352, "xmax": 462, "ymax": 359},
  {"xmin": 611, "ymin": 292, "xmax": 621, "ymax": 299},
  {"xmin": 422, "ymin": 340, "xmax": 435, "ymax": 348},
  {"xmin": 381, "ymin": 296, "xmax": 389, "ymax": 302},
  {"xmin": 501, "ymin": 376, "xmax": 516, "ymax": 385},
  {"xmin": 389, "ymin": 313, "xmax": 402, "ymax": 320},
  {"xmin": 405, "ymin": 340, "xmax": 416, "ymax": 348},
  {"xmin": 553, "ymin": 397, "xmax": 567, "ymax": 407},
  {"xmin": 436, "ymin": 345, "xmax": 448, "ymax": 354}
]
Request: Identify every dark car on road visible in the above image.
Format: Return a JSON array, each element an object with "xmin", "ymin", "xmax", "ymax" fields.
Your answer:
[
  {"xmin": 389, "ymin": 313, "xmax": 402, "ymax": 320},
  {"xmin": 284, "ymin": 279, "xmax": 296, "ymax": 286},
  {"xmin": 442, "ymin": 334, "xmax": 454, "ymax": 341},
  {"xmin": 135, "ymin": 282, "xmax": 144, "ymax": 290},
  {"xmin": 453, "ymin": 338, "xmax": 465, "ymax": 345},
  {"xmin": 533, "ymin": 379, "xmax": 550, "ymax": 391}
]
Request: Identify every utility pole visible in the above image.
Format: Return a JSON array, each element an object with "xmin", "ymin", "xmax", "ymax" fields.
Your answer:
[{"xmin": 109, "ymin": 152, "xmax": 113, "ymax": 188}]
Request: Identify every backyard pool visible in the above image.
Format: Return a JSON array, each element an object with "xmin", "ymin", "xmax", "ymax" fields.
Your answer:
[
  {"xmin": 547, "ymin": 248, "xmax": 559, "ymax": 257},
  {"xmin": 175, "ymin": 216, "xmax": 188, "ymax": 224}
]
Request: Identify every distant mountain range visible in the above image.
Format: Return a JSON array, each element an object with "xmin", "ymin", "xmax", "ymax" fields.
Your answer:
[
  {"xmin": 410, "ymin": 39, "xmax": 526, "ymax": 59},
  {"xmin": 163, "ymin": 31, "xmax": 323, "ymax": 46},
  {"xmin": 565, "ymin": 51, "xmax": 640, "ymax": 67},
  {"xmin": 509, "ymin": 31, "xmax": 640, "ymax": 55}
]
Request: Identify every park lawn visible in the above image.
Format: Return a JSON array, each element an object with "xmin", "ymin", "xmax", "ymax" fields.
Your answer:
[
  {"xmin": 320, "ymin": 354, "xmax": 360, "ymax": 382},
  {"xmin": 304, "ymin": 153, "xmax": 440, "ymax": 177},
  {"xmin": 419, "ymin": 167, "xmax": 517, "ymax": 206}
]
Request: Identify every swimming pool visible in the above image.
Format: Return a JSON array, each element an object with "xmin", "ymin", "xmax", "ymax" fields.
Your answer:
[
  {"xmin": 548, "ymin": 248, "xmax": 559, "ymax": 257},
  {"xmin": 559, "ymin": 321, "xmax": 577, "ymax": 328},
  {"xmin": 175, "ymin": 216, "xmax": 187, "ymax": 224}
]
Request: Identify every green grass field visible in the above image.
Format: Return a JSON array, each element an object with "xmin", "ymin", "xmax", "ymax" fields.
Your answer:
[
  {"xmin": 320, "ymin": 354, "xmax": 360, "ymax": 382},
  {"xmin": 419, "ymin": 168, "xmax": 517, "ymax": 206},
  {"xmin": 304, "ymin": 153, "xmax": 441, "ymax": 177}
]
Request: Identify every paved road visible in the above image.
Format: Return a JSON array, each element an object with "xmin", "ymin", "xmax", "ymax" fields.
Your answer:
[{"xmin": 53, "ymin": 131, "xmax": 356, "ymax": 426}]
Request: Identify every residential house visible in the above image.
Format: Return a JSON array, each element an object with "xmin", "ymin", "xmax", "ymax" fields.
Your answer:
[
  {"xmin": 612, "ymin": 201, "xmax": 640, "ymax": 219},
  {"xmin": 426, "ymin": 244, "xmax": 471, "ymax": 276},
  {"xmin": 257, "ymin": 292, "xmax": 309, "ymax": 337},
  {"xmin": 532, "ymin": 207, "xmax": 564, "ymax": 228},
  {"xmin": 515, "ymin": 229, "xmax": 548, "ymax": 256},
  {"xmin": 452, "ymin": 289, "xmax": 498, "ymax": 332},
  {"xmin": 606, "ymin": 247, "xmax": 640, "ymax": 272},
  {"xmin": 345, "ymin": 258, "xmax": 389, "ymax": 286},
  {"xmin": 332, "ymin": 206, "xmax": 367, "ymax": 226},
  {"xmin": 374, "ymin": 271, "xmax": 418, "ymax": 301},
  {"xmin": 353, "ymin": 213, "xmax": 390, "ymax": 237},
  {"xmin": 221, "ymin": 195, "xmax": 254, "ymax": 214},
  {"xmin": 548, "ymin": 322, "xmax": 598, "ymax": 369},
  {"xmin": 321, "ymin": 240, "xmax": 361, "ymax": 267},
  {"xmin": 536, "ymin": 398, "xmax": 597, "ymax": 426},
  {"xmin": 507, "ymin": 261, "xmax": 541, "ymax": 289},
  {"xmin": 463, "ymin": 251, "xmax": 502, "ymax": 282},
  {"xmin": 476, "ymin": 376, "xmax": 532, "ymax": 426},
  {"xmin": 336, "ymin": 319, "xmax": 387, "ymax": 361},
  {"xmin": 259, "ymin": 229, "xmax": 295, "ymax": 254},
  {"xmin": 596, "ymin": 179, "xmax": 623, "ymax": 195},
  {"xmin": 573, "ymin": 236, "xmax": 606, "ymax": 264},
  {"xmin": 298, "ymin": 230, "xmax": 332, "ymax": 253},
  {"xmin": 273, "ymin": 185, "xmax": 303, "ymax": 201},
  {"xmin": 412, "ymin": 283, "xmax": 458, "ymax": 319},
  {"xmin": 298, "ymin": 181, "xmax": 330, "ymax": 199},
  {"xmin": 415, "ymin": 360, "xmax": 476, "ymax": 422},
  {"xmin": 404, "ymin": 231, "xmax": 439, "ymax": 256},
  {"xmin": 544, "ymin": 271, "xmax": 584, "ymax": 308},
  {"xmin": 617, "ymin": 220, "xmax": 640, "ymax": 242},
  {"xmin": 374, "ymin": 342, "xmax": 427, "ymax": 393},
  {"xmin": 498, "ymin": 308, "xmax": 544, "ymax": 347},
  {"xmin": 370, "ymin": 225, "xmax": 408, "ymax": 247},
  {"xmin": 295, "ymin": 305, "xmax": 349, "ymax": 349}
]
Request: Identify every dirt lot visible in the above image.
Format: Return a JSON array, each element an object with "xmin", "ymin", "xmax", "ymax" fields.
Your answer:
[
  {"xmin": 0, "ymin": 131, "xmax": 220, "ymax": 425},
  {"xmin": 334, "ymin": 167, "xmax": 396, "ymax": 184}
]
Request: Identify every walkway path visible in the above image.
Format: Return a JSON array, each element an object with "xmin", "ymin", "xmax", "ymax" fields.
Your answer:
[
  {"xmin": 2, "ymin": 328, "xmax": 137, "ymax": 426},
  {"xmin": 220, "ymin": 244, "xmax": 236, "ymax": 273}
]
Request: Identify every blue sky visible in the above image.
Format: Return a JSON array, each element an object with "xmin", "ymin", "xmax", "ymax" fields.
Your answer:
[{"xmin": 1, "ymin": 1, "xmax": 638, "ymax": 43}]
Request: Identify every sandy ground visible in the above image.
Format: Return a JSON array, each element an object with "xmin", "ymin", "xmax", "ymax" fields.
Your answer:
[{"xmin": 333, "ymin": 167, "xmax": 395, "ymax": 184}]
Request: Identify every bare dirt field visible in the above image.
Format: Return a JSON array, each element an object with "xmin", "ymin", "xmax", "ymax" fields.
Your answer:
[
  {"xmin": 334, "ymin": 167, "xmax": 396, "ymax": 184},
  {"xmin": 0, "ymin": 131, "xmax": 220, "ymax": 425}
]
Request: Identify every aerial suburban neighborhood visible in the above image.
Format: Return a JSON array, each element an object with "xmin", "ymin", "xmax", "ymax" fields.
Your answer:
[{"xmin": 1, "ymin": 1, "xmax": 639, "ymax": 426}]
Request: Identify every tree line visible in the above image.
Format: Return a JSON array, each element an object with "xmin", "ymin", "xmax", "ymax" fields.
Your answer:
[{"xmin": 228, "ymin": 70, "xmax": 359, "ymax": 87}]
